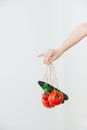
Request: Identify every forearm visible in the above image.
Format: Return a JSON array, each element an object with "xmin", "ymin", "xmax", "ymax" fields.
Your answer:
[{"xmin": 58, "ymin": 23, "xmax": 87, "ymax": 54}]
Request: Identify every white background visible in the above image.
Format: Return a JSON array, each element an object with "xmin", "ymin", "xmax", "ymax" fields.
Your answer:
[
  {"xmin": 0, "ymin": 0, "xmax": 87, "ymax": 130},
  {"xmin": 62, "ymin": 1, "xmax": 87, "ymax": 130}
]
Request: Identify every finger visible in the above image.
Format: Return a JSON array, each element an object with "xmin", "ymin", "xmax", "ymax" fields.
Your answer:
[
  {"xmin": 37, "ymin": 53, "xmax": 44, "ymax": 57},
  {"xmin": 43, "ymin": 56, "xmax": 52, "ymax": 65},
  {"xmin": 44, "ymin": 60, "xmax": 50, "ymax": 65},
  {"xmin": 43, "ymin": 56, "xmax": 49, "ymax": 64},
  {"xmin": 47, "ymin": 57, "xmax": 53, "ymax": 64}
]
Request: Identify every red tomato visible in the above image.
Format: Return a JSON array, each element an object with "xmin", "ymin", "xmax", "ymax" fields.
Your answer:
[
  {"xmin": 42, "ymin": 94, "xmax": 49, "ymax": 100},
  {"xmin": 41, "ymin": 94, "xmax": 54, "ymax": 108},
  {"xmin": 49, "ymin": 90, "xmax": 64, "ymax": 106}
]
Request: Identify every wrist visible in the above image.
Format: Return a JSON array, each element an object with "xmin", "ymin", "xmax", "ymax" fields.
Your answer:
[{"xmin": 57, "ymin": 46, "xmax": 65, "ymax": 55}]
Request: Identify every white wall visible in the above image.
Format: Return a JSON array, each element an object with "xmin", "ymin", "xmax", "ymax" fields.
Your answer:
[
  {"xmin": 0, "ymin": 0, "xmax": 65, "ymax": 130},
  {"xmin": 62, "ymin": 0, "xmax": 87, "ymax": 130},
  {"xmin": 0, "ymin": 0, "xmax": 87, "ymax": 130}
]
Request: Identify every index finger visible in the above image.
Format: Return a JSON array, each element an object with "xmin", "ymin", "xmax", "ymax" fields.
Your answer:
[{"xmin": 37, "ymin": 53, "xmax": 44, "ymax": 57}]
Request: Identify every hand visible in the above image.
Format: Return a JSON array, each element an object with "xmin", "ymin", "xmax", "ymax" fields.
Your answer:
[{"xmin": 37, "ymin": 49, "xmax": 63, "ymax": 65}]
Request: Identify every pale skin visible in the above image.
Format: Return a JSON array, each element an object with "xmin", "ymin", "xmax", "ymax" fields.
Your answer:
[{"xmin": 38, "ymin": 22, "xmax": 87, "ymax": 64}]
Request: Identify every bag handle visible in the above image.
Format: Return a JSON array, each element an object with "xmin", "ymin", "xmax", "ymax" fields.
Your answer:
[{"xmin": 43, "ymin": 62, "xmax": 59, "ymax": 88}]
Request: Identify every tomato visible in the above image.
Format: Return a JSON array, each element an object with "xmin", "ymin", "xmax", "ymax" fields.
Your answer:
[
  {"xmin": 41, "ymin": 94, "xmax": 54, "ymax": 108},
  {"xmin": 49, "ymin": 90, "xmax": 64, "ymax": 106},
  {"xmin": 42, "ymin": 98, "xmax": 51, "ymax": 108},
  {"xmin": 41, "ymin": 90, "xmax": 64, "ymax": 108},
  {"xmin": 42, "ymin": 94, "xmax": 49, "ymax": 100}
]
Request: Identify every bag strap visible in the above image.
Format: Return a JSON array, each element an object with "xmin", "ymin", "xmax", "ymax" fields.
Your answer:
[{"xmin": 43, "ymin": 62, "xmax": 59, "ymax": 88}]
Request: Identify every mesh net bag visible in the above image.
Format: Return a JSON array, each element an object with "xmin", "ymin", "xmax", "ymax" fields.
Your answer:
[{"xmin": 38, "ymin": 62, "xmax": 69, "ymax": 108}]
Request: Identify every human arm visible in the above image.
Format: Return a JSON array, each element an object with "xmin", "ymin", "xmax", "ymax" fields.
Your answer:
[{"xmin": 38, "ymin": 22, "xmax": 87, "ymax": 64}]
